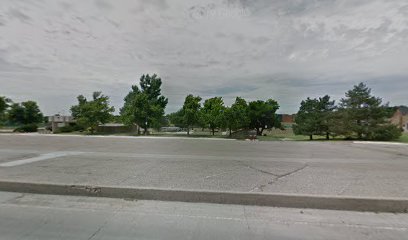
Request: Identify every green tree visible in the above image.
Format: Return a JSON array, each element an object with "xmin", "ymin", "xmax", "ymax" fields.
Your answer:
[
  {"xmin": 120, "ymin": 74, "xmax": 168, "ymax": 135},
  {"xmin": 293, "ymin": 95, "xmax": 335, "ymax": 140},
  {"xmin": 248, "ymin": 99, "xmax": 280, "ymax": 136},
  {"xmin": 326, "ymin": 109, "xmax": 353, "ymax": 138},
  {"xmin": 182, "ymin": 94, "xmax": 202, "ymax": 135},
  {"xmin": 339, "ymin": 82, "xmax": 401, "ymax": 140},
  {"xmin": 224, "ymin": 97, "xmax": 250, "ymax": 136},
  {"xmin": 7, "ymin": 103, "xmax": 25, "ymax": 125},
  {"xmin": 201, "ymin": 97, "xmax": 225, "ymax": 135},
  {"xmin": 21, "ymin": 101, "xmax": 44, "ymax": 124},
  {"xmin": 70, "ymin": 92, "xmax": 115, "ymax": 133},
  {"xmin": 8, "ymin": 101, "xmax": 43, "ymax": 125},
  {"xmin": 167, "ymin": 109, "xmax": 185, "ymax": 128},
  {"xmin": 0, "ymin": 96, "xmax": 11, "ymax": 124}
]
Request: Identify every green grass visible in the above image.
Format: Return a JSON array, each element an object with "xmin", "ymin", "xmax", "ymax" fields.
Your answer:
[
  {"xmin": 257, "ymin": 128, "xmax": 310, "ymax": 141},
  {"xmin": 397, "ymin": 133, "xmax": 408, "ymax": 143},
  {"xmin": 43, "ymin": 127, "xmax": 408, "ymax": 143},
  {"xmin": 257, "ymin": 134, "xmax": 308, "ymax": 141}
]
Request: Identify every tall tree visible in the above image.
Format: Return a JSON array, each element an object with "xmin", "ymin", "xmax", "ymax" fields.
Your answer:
[
  {"xmin": 21, "ymin": 101, "xmax": 44, "ymax": 125},
  {"xmin": 293, "ymin": 95, "xmax": 335, "ymax": 140},
  {"xmin": 339, "ymin": 82, "xmax": 400, "ymax": 140},
  {"xmin": 167, "ymin": 109, "xmax": 185, "ymax": 128},
  {"xmin": 248, "ymin": 99, "xmax": 280, "ymax": 136},
  {"xmin": 326, "ymin": 109, "xmax": 353, "ymax": 139},
  {"xmin": 121, "ymin": 74, "xmax": 168, "ymax": 135},
  {"xmin": 8, "ymin": 101, "xmax": 43, "ymax": 125},
  {"xmin": 224, "ymin": 97, "xmax": 250, "ymax": 136},
  {"xmin": 201, "ymin": 97, "xmax": 225, "ymax": 135},
  {"xmin": 182, "ymin": 94, "xmax": 202, "ymax": 135},
  {"xmin": 0, "ymin": 96, "xmax": 11, "ymax": 124},
  {"xmin": 70, "ymin": 92, "xmax": 115, "ymax": 133},
  {"xmin": 7, "ymin": 103, "xmax": 25, "ymax": 125}
]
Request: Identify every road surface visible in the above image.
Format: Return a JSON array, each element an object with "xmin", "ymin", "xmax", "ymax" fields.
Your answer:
[
  {"xmin": 1, "ymin": 191, "xmax": 408, "ymax": 240},
  {"xmin": 0, "ymin": 134, "xmax": 407, "ymax": 197}
]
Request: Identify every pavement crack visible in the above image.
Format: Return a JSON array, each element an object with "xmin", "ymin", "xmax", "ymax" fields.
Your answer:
[
  {"xmin": 244, "ymin": 163, "xmax": 308, "ymax": 192},
  {"xmin": 239, "ymin": 163, "xmax": 279, "ymax": 177},
  {"xmin": 87, "ymin": 207, "xmax": 122, "ymax": 240},
  {"xmin": 87, "ymin": 225, "xmax": 104, "ymax": 240},
  {"xmin": 267, "ymin": 164, "xmax": 309, "ymax": 186},
  {"xmin": 276, "ymin": 164, "xmax": 308, "ymax": 179}
]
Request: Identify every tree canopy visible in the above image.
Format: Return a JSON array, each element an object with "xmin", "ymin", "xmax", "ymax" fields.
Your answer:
[
  {"xmin": 0, "ymin": 96, "xmax": 11, "ymax": 124},
  {"xmin": 295, "ymin": 83, "xmax": 402, "ymax": 141},
  {"xmin": 248, "ymin": 99, "xmax": 280, "ymax": 135},
  {"xmin": 120, "ymin": 74, "xmax": 168, "ymax": 135},
  {"xmin": 293, "ymin": 95, "xmax": 335, "ymax": 140},
  {"xmin": 201, "ymin": 97, "xmax": 225, "ymax": 135},
  {"xmin": 70, "ymin": 92, "xmax": 115, "ymax": 133},
  {"xmin": 182, "ymin": 94, "xmax": 202, "ymax": 135},
  {"xmin": 8, "ymin": 100, "xmax": 43, "ymax": 125},
  {"xmin": 224, "ymin": 97, "xmax": 250, "ymax": 136},
  {"xmin": 337, "ymin": 82, "xmax": 400, "ymax": 140}
]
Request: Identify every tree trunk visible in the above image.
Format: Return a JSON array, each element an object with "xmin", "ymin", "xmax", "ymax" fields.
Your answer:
[
  {"xmin": 212, "ymin": 128, "xmax": 215, "ymax": 135},
  {"xmin": 326, "ymin": 132, "xmax": 330, "ymax": 140},
  {"xmin": 229, "ymin": 128, "xmax": 232, "ymax": 136},
  {"xmin": 144, "ymin": 126, "xmax": 148, "ymax": 135},
  {"xmin": 357, "ymin": 120, "xmax": 362, "ymax": 139},
  {"xmin": 310, "ymin": 135, "xmax": 313, "ymax": 140},
  {"xmin": 187, "ymin": 127, "xmax": 190, "ymax": 136}
]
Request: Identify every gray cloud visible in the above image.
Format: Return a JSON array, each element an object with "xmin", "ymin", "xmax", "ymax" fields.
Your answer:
[
  {"xmin": 0, "ymin": 0, "xmax": 407, "ymax": 115},
  {"xmin": 8, "ymin": 8, "xmax": 31, "ymax": 22},
  {"xmin": 93, "ymin": 0, "xmax": 113, "ymax": 11}
]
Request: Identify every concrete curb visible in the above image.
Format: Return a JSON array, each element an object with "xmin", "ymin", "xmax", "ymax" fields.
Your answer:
[
  {"xmin": 353, "ymin": 141, "xmax": 408, "ymax": 146},
  {"xmin": 0, "ymin": 181, "xmax": 407, "ymax": 213}
]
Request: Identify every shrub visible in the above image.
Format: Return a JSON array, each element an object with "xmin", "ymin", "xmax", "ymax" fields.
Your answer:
[
  {"xmin": 71, "ymin": 123, "xmax": 84, "ymax": 131},
  {"xmin": 13, "ymin": 124, "xmax": 38, "ymax": 133},
  {"xmin": 371, "ymin": 125, "xmax": 402, "ymax": 141},
  {"xmin": 58, "ymin": 125, "xmax": 74, "ymax": 133}
]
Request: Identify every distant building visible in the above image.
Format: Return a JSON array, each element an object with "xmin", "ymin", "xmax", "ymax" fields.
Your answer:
[
  {"xmin": 390, "ymin": 106, "xmax": 408, "ymax": 132},
  {"xmin": 277, "ymin": 114, "xmax": 296, "ymax": 123},
  {"xmin": 48, "ymin": 115, "xmax": 75, "ymax": 133}
]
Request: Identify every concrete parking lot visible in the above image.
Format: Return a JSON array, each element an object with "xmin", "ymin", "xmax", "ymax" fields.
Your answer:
[{"xmin": 0, "ymin": 134, "xmax": 407, "ymax": 199}]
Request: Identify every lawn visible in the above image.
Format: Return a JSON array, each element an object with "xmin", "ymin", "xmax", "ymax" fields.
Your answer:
[
  {"xmin": 397, "ymin": 133, "xmax": 408, "ymax": 143},
  {"xmin": 259, "ymin": 130, "xmax": 408, "ymax": 143},
  {"xmin": 257, "ymin": 128, "xmax": 309, "ymax": 141}
]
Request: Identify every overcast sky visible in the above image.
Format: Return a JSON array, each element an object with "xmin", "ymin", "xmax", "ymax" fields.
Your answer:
[{"xmin": 0, "ymin": 0, "xmax": 407, "ymax": 115}]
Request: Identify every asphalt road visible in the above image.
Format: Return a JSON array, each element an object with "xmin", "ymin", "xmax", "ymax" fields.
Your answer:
[
  {"xmin": 0, "ymin": 134, "xmax": 408, "ymax": 197},
  {"xmin": 1, "ymin": 191, "xmax": 407, "ymax": 240}
]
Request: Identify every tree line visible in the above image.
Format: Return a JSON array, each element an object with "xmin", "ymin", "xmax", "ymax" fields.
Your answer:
[
  {"xmin": 1, "ymin": 74, "xmax": 403, "ymax": 141},
  {"xmin": 0, "ymin": 96, "xmax": 44, "ymax": 132},
  {"xmin": 69, "ymin": 74, "xmax": 282, "ymax": 136},
  {"xmin": 293, "ymin": 82, "xmax": 402, "ymax": 141},
  {"xmin": 70, "ymin": 75, "xmax": 401, "ymax": 141},
  {"xmin": 168, "ymin": 96, "xmax": 282, "ymax": 136}
]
